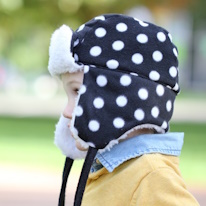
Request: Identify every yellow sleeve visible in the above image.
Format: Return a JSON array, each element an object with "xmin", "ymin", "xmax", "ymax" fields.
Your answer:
[{"xmin": 132, "ymin": 168, "xmax": 199, "ymax": 206}]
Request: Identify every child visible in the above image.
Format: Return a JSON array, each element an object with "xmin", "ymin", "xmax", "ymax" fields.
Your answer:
[{"xmin": 48, "ymin": 14, "xmax": 199, "ymax": 206}]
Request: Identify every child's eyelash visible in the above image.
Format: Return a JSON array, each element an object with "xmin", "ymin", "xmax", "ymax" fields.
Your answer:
[{"xmin": 73, "ymin": 88, "xmax": 79, "ymax": 93}]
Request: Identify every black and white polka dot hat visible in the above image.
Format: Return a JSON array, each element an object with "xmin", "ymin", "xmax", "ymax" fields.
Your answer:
[{"xmin": 48, "ymin": 13, "xmax": 179, "ymax": 206}]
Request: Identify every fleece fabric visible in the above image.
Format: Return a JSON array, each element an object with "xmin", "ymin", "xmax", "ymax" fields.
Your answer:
[{"xmin": 83, "ymin": 154, "xmax": 199, "ymax": 206}]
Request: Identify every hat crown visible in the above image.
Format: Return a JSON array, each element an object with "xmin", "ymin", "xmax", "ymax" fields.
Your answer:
[{"xmin": 72, "ymin": 14, "xmax": 179, "ymax": 93}]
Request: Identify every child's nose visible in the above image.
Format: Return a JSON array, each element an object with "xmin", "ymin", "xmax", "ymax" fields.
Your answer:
[{"xmin": 63, "ymin": 103, "xmax": 74, "ymax": 120}]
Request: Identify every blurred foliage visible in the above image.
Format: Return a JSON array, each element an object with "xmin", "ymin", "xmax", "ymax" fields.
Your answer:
[
  {"xmin": 0, "ymin": 0, "xmax": 204, "ymax": 73},
  {"xmin": 189, "ymin": 0, "xmax": 206, "ymax": 28}
]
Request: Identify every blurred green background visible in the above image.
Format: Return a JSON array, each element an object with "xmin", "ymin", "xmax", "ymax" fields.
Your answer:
[
  {"xmin": 0, "ymin": 116, "xmax": 206, "ymax": 184},
  {"xmin": 0, "ymin": 0, "xmax": 206, "ymax": 205}
]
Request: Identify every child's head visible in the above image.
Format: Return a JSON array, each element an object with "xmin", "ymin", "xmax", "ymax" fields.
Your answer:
[
  {"xmin": 49, "ymin": 14, "xmax": 179, "ymax": 152},
  {"xmin": 48, "ymin": 13, "xmax": 180, "ymax": 206},
  {"xmin": 61, "ymin": 69, "xmax": 155, "ymax": 152}
]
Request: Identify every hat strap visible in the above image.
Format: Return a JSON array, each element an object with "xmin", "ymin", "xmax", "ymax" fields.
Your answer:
[
  {"xmin": 74, "ymin": 147, "xmax": 98, "ymax": 206},
  {"xmin": 58, "ymin": 157, "xmax": 74, "ymax": 206}
]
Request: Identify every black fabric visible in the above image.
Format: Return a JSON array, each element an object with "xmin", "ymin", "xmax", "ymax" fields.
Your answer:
[
  {"xmin": 71, "ymin": 14, "xmax": 179, "ymax": 149},
  {"xmin": 72, "ymin": 14, "xmax": 179, "ymax": 93},
  {"xmin": 75, "ymin": 67, "xmax": 176, "ymax": 149},
  {"xmin": 58, "ymin": 157, "xmax": 74, "ymax": 206},
  {"xmin": 74, "ymin": 147, "xmax": 98, "ymax": 206}
]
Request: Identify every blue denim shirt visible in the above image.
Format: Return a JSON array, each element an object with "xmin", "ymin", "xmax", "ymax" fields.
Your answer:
[{"xmin": 91, "ymin": 132, "xmax": 184, "ymax": 173}]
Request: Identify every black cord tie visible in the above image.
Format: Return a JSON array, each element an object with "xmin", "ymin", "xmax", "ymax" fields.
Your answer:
[
  {"xmin": 58, "ymin": 157, "xmax": 74, "ymax": 206},
  {"xmin": 74, "ymin": 147, "xmax": 98, "ymax": 206}
]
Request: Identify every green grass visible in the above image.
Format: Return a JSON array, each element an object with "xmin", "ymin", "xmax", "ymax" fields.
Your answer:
[
  {"xmin": 0, "ymin": 116, "xmax": 205, "ymax": 185},
  {"xmin": 170, "ymin": 122, "xmax": 206, "ymax": 185},
  {"xmin": 0, "ymin": 116, "xmax": 83, "ymax": 172}
]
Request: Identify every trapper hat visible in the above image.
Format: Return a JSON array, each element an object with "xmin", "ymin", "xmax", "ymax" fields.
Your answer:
[{"xmin": 48, "ymin": 13, "xmax": 179, "ymax": 206}]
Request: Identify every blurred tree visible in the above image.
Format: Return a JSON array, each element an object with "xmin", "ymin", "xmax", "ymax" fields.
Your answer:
[{"xmin": 187, "ymin": 0, "xmax": 206, "ymax": 85}]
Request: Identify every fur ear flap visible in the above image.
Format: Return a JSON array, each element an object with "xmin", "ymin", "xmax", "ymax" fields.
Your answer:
[
  {"xmin": 48, "ymin": 25, "xmax": 83, "ymax": 76},
  {"xmin": 54, "ymin": 115, "xmax": 87, "ymax": 159}
]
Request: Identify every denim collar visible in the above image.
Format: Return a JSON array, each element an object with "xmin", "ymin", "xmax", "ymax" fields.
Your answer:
[{"xmin": 92, "ymin": 132, "xmax": 184, "ymax": 173}]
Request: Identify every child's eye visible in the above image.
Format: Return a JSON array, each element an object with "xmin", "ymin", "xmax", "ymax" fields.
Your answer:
[{"xmin": 73, "ymin": 88, "xmax": 79, "ymax": 94}]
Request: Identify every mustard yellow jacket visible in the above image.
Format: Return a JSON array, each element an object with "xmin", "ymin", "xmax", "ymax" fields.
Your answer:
[{"xmin": 82, "ymin": 154, "xmax": 199, "ymax": 206}]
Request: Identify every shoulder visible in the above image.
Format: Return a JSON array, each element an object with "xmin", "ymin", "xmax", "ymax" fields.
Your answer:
[
  {"xmin": 107, "ymin": 153, "xmax": 181, "ymax": 192},
  {"xmin": 129, "ymin": 154, "xmax": 199, "ymax": 206}
]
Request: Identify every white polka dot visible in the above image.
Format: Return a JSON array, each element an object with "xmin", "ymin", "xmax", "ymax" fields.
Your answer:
[
  {"xmin": 90, "ymin": 46, "xmax": 102, "ymax": 57},
  {"xmin": 106, "ymin": 59, "xmax": 119, "ymax": 69},
  {"xmin": 116, "ymin": 23, "xmax": 128, "ymax": 32},
  {"xmin": 139, "ymin": 21, "xmax": 149, "ymax": 27},
  {"xmin": 113, "ymin": 117, "xmax": 125, "ymax": 129},
  {"xmin": 116, "ymin": 95, "xmax": 128, "ymax": 107},
  {"xmin": 134, "ymin": 18, "xmax": 149, "ymax": 27},
  {"xmin": 168, "ymin": 33, "xmax": 173, "ymax": 42},
  {"xmin": 169, "ymin": 66, "xmax": 177, "ymax": 78},
  {"xmin": 120, "ymin": 75, "xmax": 132, "ymax": 86},
  {"xmin": 112, "ymin": 40, "xmax": 124, "ymax": 51},
  {"xmin": 134, "ymin": 18, "xmax": 141, "ymax": 21},
  {"xmin": 157, "ymin": 32, "xmax": 166, "ymax": 42},
  {"xmin": 77, "ymin": 24, "xmax": 85, "ymax": 32},
  {"xmin": 95, "ymin": 16, "xmax": 105, "ymax": 21},
  {"xmin": 95, "ymin": 27, "xmax": 107, "ymax": 38},
  {"xmin": 96, "ymin": 75, "xmax": 107, "ymax": 87},
  {"xmin": 151, "ymin": 106, "xmax": 159, "ymax": 118},
  {"xmin": 138, "ymin": 88, "xmax": 148, "ymax": 100},
  {"xmin": 74, "ymin": 39, "xmax": 79, "ymax": 47},
  {"xmin": 161, "ymin": 121, "xmax": 167, "ymax": 129},
  {"xmin": 132, "ymin": 53, "xmax": 143, "ymax": 65},
  {"xmin": 156, "ymin": 84, "xmax": 165, "ymax": 96},
  {"xmin": 166, "ymin": 100, "xmax": 172, "ymax": 112},
  {"xmin": 130, "ymin": 72, "xmax": 138, "ymax": 76},
  {"xmin": 149, "ymin": 71, "xmax": 160, "ymax": 81},
  {"xmin": 93, "ymin": 97, "xmax": 104, "ymax": 109},
  {"xmin": 79, "ymin": 85, "xmax": 86, "ymax": 94},
  {"xmin": 88, "ymin": 120, "xmax": 100, "ymax": 132},
  {"xmin": 173, "ymin": 48, "xmax": 178, "ymax": 57},
  {"xmin": 76, "ymin": 106, "xmax": 83, "ymax": 116},
  {"xmin": 153, "ymin": 51, "xmax": 163, "ymax": 62},
  {"xmin": 173, "ymin": 83, "xmax": 179, "ymax": 91},
  {"xmin": 84, "ymin": 65, "xmax": 89, "ymax": 73},
  {"xmin": 74, "ymin": 53, "xmax": 79, "ymax": 61},
  {"xmin": 134, "ymin": 109, "xmax": 145, "ymax": 121},
  {"xmin": 136, "ymin": 34, "xmax": 148, "ymax": 44}
]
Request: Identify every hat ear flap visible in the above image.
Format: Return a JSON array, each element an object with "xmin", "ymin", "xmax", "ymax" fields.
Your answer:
[{"xmin": 48, "ymin": 25, "xmax": 83, "ymax": 76}]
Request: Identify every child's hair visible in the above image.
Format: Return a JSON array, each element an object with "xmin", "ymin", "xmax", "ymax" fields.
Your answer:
[{"xmin": 48, "ymin": 13, "xmax": 179, "ymax": 206}]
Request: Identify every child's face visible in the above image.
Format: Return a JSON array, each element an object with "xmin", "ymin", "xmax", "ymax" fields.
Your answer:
[
  {"xmin": 62, "ymin": 71, "xmax": 88, "ymax": 151},
  {"xmin": 62, "ymin": 71, "xmax": 84, "ymax": 120}
]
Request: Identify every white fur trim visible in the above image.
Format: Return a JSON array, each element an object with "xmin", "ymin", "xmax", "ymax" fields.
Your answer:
[
  {"xmin": 48, "ymin": 24, "xmax": 83, "ymax": 76},
  {"xmin": 54, "ymin": 114, "xmax": 87, "ymax": 159}
]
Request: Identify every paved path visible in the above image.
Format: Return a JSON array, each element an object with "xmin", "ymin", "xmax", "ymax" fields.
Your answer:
[
  {"xmin": 0, "ymin": 165, "xmax": 205, "ymax": 206},
  {"xmin": 0, "ymin": 165, "xmax": 76, "ymax": 206}
]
